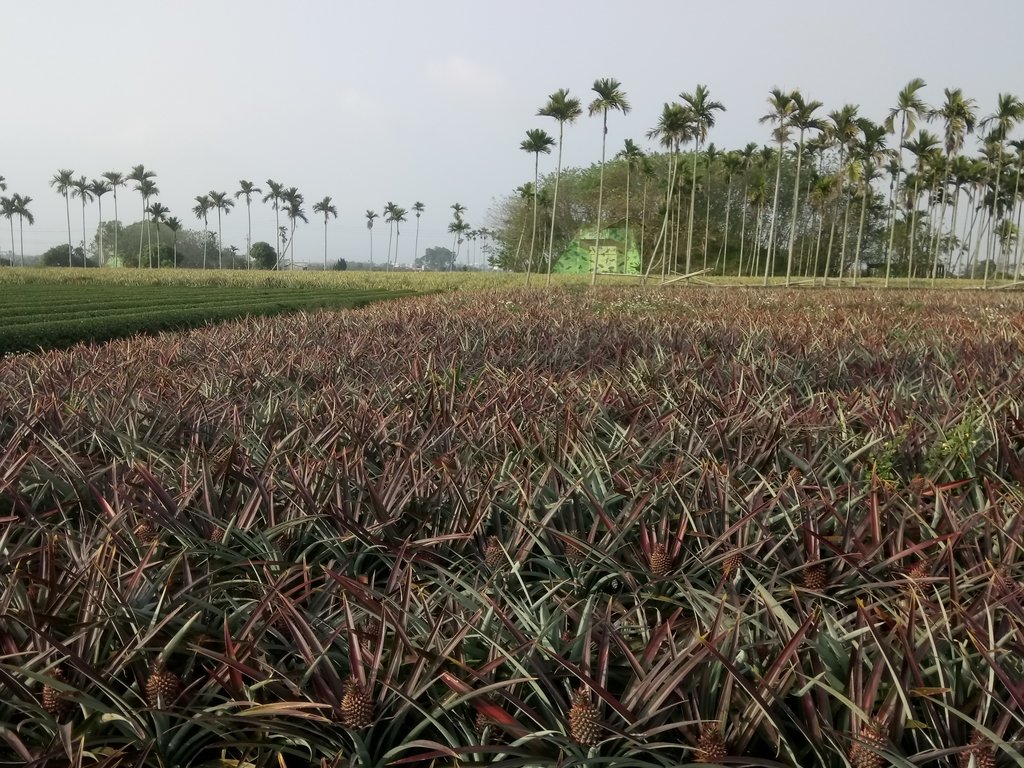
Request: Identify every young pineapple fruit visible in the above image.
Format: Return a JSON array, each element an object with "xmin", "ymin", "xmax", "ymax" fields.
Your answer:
[
  {"xmin": 146, "ymin": 662, "xmax": 182, "ymax": 709},
  {"xmin": 484, "ymin": 537, "xmax": 504, "ymax": 570},
  {"xmin": 959, "ymin": 731, "xmax": 996, "ymax": 768},
  {"xmin": 694, "ymin": 722, "xmax": 728, "ymax": 763},
  {"xmin": 802, "ymin": 560, "xmax": 828, "ymax": 591},
  {"xmin": 564, "ymin": 531, "xmax": 585, "ymax": 567},
  {"xmin": 722, "ymin": 549, "xmax": 743, "ymax": 580},
  {"xmin": 42, "ymin": 666, "xmax": 73, "ymax": 719},
  {"xmin": 133, "ymin": 519, "xmax": 158, "ymax": 545},
  {"xmin": 341, "ymin": 677, "xmax": 374, "ymax": 729},
  {"xmin": 567, "ymin": 687, "xmax": 601, "ymax": 745},
  {"xmin": 648, "ymin": 543, "xmax": 671, "ymax": 577},
  {"xmin": 849, "ymin": 719, "xmax": 888, "ymax": 768}
]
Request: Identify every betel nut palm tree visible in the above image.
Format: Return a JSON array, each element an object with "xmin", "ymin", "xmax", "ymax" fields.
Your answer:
[{"xmin": 589, "ymin": 78, "xmax": 631, "ymax": 286}]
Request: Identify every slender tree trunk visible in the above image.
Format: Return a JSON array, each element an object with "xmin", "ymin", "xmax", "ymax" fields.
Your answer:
[
  {"xmin": 702, "ymin": 163, "xmax": 712, "ymax": 270},
  {"xmin": 822, "ymin": 194, "xmax": 840, "ymax": 286},
  {"xmin": 155, "ymin": 220, "xmax": 162, "ymax": 267},
  {"xmin": 1008, "ymin": 163, "xmax": 1022, "ymax": 281},
  {"xmin": 639, "ymin": 175, "xmax": 649, "ymax": 275},
  {"xmin": 811, "ymin": 203, "xmax": 825, "ymax": 283},
  {"xmin": 65, "ymin": 192, "xmax": 73, "ymax": 267},
  {"xmin": 7, "ymin": 218, "xmax": 14, "ymax": 267},
  {"xmin": 369, "ymin": 227, "xmax": 374, "ymax": 270},
  {"xmin": 985, "ymin": 158, "xmax": 1004, "ymax": 287},
  {"xmin": 394, "ymin": 225, "xmax": 401, "ymax": 271},
  {"xmin": 591, "ymin": 109, "xmax": 609, "ymax": 287},
  {"xmin": 836, "ymin": 191, "xmax": 853, "ymax": 286},
  {"xmin": 138, "ymin": 196, "xmax": 145, "ymax": 267},
  {"xmin": 246, "ymin": 200, "xmax": 252, "ymax": 270},
  {"xmin": 930, "ymin": 190, "xmax": 951, "ymax": 286},
  {"xmin": 202, "ymin": 219, "xmax": 208, "ymax": 270},
  {"xmin": 274, "ymin": 204, "xmax": 282, "ymax": 270},
  {"xmin": 763, "ymin": 143, "xmax": 784, "ymax": 286},
  {"xmin": 526, "ymin": 154, "xmax": 540, "ymax": 287},
  {"xmin": 217, "ymin": 209, "xmax": 224, "ymax": 270},
  {"xmin": 785, "ymin": 130, "xmax": 806, "ymax": 286},
  {"xmin": 413, "ymin": 215, "xmax": 421, "ymax": 267},
  {"xmin": 18, "ymin": 215, "xmax": 26, "ymax": 267},
  {"xmin": 623, "ymin": 160, "xmax": 632, "ymax": 275},
  {"xmin": 97, "ymin": 197, "xmax": 104, "ymax": 267},
  {"xmin": 324, "ymin": 217, "xmax": 328, "ymax": 270},
  {"xmin": 546, "ymin": 122, "xmax": 566, "ymax": 287},
  {"xmin": 884, "ymin": 113, "xmax": 906, "ymax": 287},
  {"xmin": 643, "ymin": 147, "xmax": 678, "ymax": 284},
  {"xmin": 386, "ymin": 221, "xmax": 394, "ymax": 273},
  {"xmin": 906, "ymin": 178, "xmax": 920, "ymax": 285},
  {"xmin": 719, "ymin": 174, "xmax": 733, "ymax": 273},
  {"xmin": 111, "ymin": 188, "xmax": 119, "ymax": 265},
  {"xmin": 852, "ymin": 187, "xmax": 868, "ymax": 286},
  {"xmin": 173, "ymin": 233, "xmax": 178, "ymax": 268},
  {"xmin": 685, "ymin": 140, "xmax": 700, "ymax": 279},
  {"xmin": 80, "ymin": 199, "xmax": 87, "ymax": 267},
  {"xmin": 946, "ymin": 183, "xmax": 962, "ymax": 279},
  {"xmin": 738, "ymin": 179, "xmax": 750, "ymax": 278},
  {"xmin": 1014, "ymin": 184, "xmax": 1024, "ymax": 283}
]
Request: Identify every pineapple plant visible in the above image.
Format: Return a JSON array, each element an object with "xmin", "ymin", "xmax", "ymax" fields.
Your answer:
[
  {"xmin": 146, "ymin": 662, "xmax": 182, "ymax": 709},
  {"xmin": 41, "ymin": 666, "xmax": 73, "ymax": 719},
  {"xmin": 907, "ymin": 558, "xmax": 930, "ymax": 582},
  {"xmin": 849, "ymin": 719, "xmax": 888, "ymax": 768},
  {"xmin": 567, "ymin": 687, "xmax": 601, "ymax": 745},
  {"xmin": 694, "ymin": 722, "xmax": 728, "ymax": 763},
  {"xmin": 340, "ymin": 677, "xmax": 374, "ymax": 729},
  {"xmin": 959, "ymin": 731, "xmax": 996, "ymax": 768},
  {"xmin": 649, "ymin": 542, "xmax": 671, "ymax": 577}
]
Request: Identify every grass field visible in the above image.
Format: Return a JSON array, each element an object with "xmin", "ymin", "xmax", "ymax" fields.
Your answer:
[{"xmin": 1, "ymin": 279, "xmax": 1024, "ymax": 766}]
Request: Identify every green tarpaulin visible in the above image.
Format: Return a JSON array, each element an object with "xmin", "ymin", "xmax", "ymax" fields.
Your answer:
[{"xmin": 553, "ymin": 226, "xmax": 641, "ymax": 275}]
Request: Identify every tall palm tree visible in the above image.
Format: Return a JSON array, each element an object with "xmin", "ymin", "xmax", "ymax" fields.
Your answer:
[
  {"xmin": 0, "ymin": 196, "xmax": 15, "ymax": 266},
  {"xmin": 759, "ymin": 89, "xmax": 796, "ymax": 285},
  {"xmin": 365, "ymin": 209, "xmax": 378, "ymax": 269},
  {"xmin": 312, "ymin": 196, "xmax": 338, "ymax": 270},
  {"xmin": 236, "ymin": 180, "xmax": 262, "ymax": 271},
  {"xmin": 262, "ymin": 180, "xmax": 286, "ymax": 263},
  {"xmin": 12, "ymin": 194, "xmax": 33, "ymax": 267},
  {"xmin": 70, "ymin": 176, "xmax": 94, "ymax": 265},
  {"xmin": 411, "ymin": 202, "xmax": 425, "ymax": 264},
  {"xmin": 718, "ymin": 151, "xmax": 744, "ymax": 271},
  {"xmin": 903, "ymin": 130, "xmax": 942, "ymax": 284},
  {"xmin": 208, "ymin": 191, "xmax": 235, "ymax": 269},
  {"xmin": 391, "ymin": 206, "xmax": 408, "ymax": 268},
  {"xmin": 282, "ymin": 188, "xmax": 307, "ymax": 269},
  {"xmin": 448, "ymin": 204, "xmax": 468, "ymax": 269},
  {"xmin": 783, "ymin": 92, "xmax": 824, "ymax": 285},
  {"xmin": 101, "ymin": 171, "xmax": 125, "ymax": 265},
  {"xmin": 88, "ymin": 179, "xmax": 110, "ymax": 265},
  {"xmin": 930, "ymin": 88, "xmax": 978, "ymax": 283},
  {"xmin": 519, "ymin": 128, "xmax": 554, "ymax": 285},
  {"xmin": 1010, "ymin": 140, "xmax": 1024, "ymax": 282},
  {"xmin": 645, "ymin": 102, "xmax": 693, "ymax": 281},
  {"xmin": 192, "ymin": 194, "xmax": 212, "ymax": 270},
  {"xmin": 147, "ymin": 201, "xmax": 170, "ymax": 268},
  {"xmin": 50, "ymin": 169, "xmax": 76, "ymax": 267},
  {"xmin": 882, "ymin": 78, "xmax": 929, "ymax": 286},
  {"xmin": 616, "ymin": 138, "xmax": 645, "ymax": 274},
  {"xmin": 736, "ymin": 142, "xmax": 758, "ymax": 277},
  {"xmin": 539, "ymin": 88, "xmax": 582, "ymax": 286},
  {"xmin": 588, "ymin": 78, "xmax": 631, "ymax": 286},
  {"xmin": 383, "ymin": 201, "xmax": 399, "ymax": 271},
  {"xmin": 979, "ymin": 93, "xmax": 1024, "ymax": 285},
  {"xmin": 680, "ymin": 84, "xmax": 724, "ymax": 279},
  {"xmin": 165, "ymin": 216, "xmax": 182, "ymax": 268},
  {"xmin": 823, "ymin": 104, "xmax": 862, "ymax": 285},
  {"xmin": 127, "ymin": 165, "xmax": 156, "ymax": 267}
]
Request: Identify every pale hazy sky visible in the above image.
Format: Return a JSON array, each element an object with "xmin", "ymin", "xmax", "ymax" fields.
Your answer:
[{"xmin": 3, "ymin": 0, "xmax": 1023, "ymax": 264}]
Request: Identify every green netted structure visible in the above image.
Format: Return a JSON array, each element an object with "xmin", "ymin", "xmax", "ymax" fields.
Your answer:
[{"xmin": 553, "ymin": 226, "xmax": 641, "ymax": 275}]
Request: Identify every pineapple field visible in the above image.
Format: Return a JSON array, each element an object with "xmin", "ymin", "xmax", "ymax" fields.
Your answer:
[{"xmin": 2, "ymin": 285, "xmax": 1024, "ymax": 767}]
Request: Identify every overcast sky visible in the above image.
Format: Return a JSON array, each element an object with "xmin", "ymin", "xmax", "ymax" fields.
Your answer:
[{"xmin": 3, "ymin": 0, "xmax": 1024, "ymax": 265}]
